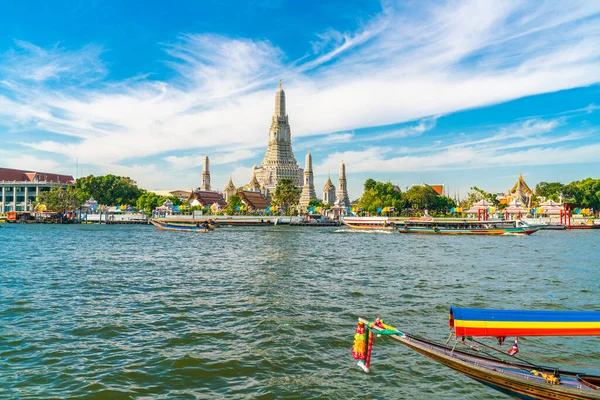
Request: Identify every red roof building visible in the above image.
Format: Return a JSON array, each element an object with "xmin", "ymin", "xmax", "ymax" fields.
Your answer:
[{"xmin": 0, "ymin": 167, "xmax": 75, "ymax": 213}]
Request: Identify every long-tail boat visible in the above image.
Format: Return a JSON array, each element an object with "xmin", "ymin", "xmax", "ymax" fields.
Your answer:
[
  {"xmin": 150, "ymin": 219, "xmax": 212, "ymax": 232},
  {"xmin": 353, "ymin": 308, "xmax": 600, "ymax": 399},
  {"xmin": 397, "ymin": 219, "xmax": 541, "ymax": 235},
  {"xmin": 342, "ymin": 217, "xmax": 400, "ymax": 230}
]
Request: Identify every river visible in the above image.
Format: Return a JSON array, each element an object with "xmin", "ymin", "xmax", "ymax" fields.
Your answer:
[{"xmin": 1, "ymin": 224, "xmax": 599, "ymax": 399}]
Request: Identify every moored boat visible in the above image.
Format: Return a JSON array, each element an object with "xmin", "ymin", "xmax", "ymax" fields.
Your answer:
[
  {"xmin": 397, "ymin": 219, "xmax": 541, "ymax": 235},
  {"xmin": 353, "ymin": 308, "xmax": 600, "ymax": 399},
  {"xmin": 342, "ymin": 217, "xmax": 400, "ymax": 230},
  {"xmin": 150, "ymin": 219, "xmax": 212, "ymax": 232}
]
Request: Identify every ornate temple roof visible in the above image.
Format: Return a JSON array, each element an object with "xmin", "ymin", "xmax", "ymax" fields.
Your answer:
[
  {"xmin": 323, "ymin": 175, "xmax": 335, "ymax": 191},
  {"xmin": 224, "ymin": 175, "xmax": 236, "ymax": 192},
  {"xmin": 246, "ymin": 166, "xmax": 261, "ymax": 191},
  {"xmin": 238, "ymin": 190, "xmax": 270, "ymax": 210},
  {"xmin": 509, "ymin": 173, "xmax": 533, "ymax": 196}
]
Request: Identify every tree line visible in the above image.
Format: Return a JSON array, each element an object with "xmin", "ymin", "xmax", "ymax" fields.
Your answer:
[{"xmin": 357, "ymin": 179, "xmax": 456, "ymax": 215}]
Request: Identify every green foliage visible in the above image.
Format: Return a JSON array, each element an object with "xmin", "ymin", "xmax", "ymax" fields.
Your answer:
[
  {"xmin": 272, "ymin": 178, "xmax": 300, "ymax": 215},
  {"xmin": 405, "ymin": 185, "xmax": 438, "ymax": 210},
  {"xmin": 358, "ymin": 180, "xmax": 405, "ymax": 213},
  {"xmin": 224, "ymin": 194, "xmax": 243, "ymax": 215},
  {"xmin": 535, "ymin": 182, "xmax": 564, "ymax": 201},
  {"xmin": 459, "ymin": 186, "xmax": 498, "ymax": 209},
  {"xmin": 35, "ymin": 186, "xmax": 87, "ymax": 212},
  {"xmin": 435, "ymin": 196, "xmax": 456, "ymax": 213},
  {"xmin": 308, "ymin": 198, "xmax": 324, "ymax": 208},
  {"xmin": 563, "ymin": 178, "xmax": 600, "ymax": 209},
  {"xmin": 76, "ymin": 175, "xmax": 144, "ymax": 206},
  {"xmin": 136, "ymin": 192, "xmax": 182, "ymax": 214},
  {"xmin": 533, "ymin": 178, "xmax": 600, "ymax": 209}
]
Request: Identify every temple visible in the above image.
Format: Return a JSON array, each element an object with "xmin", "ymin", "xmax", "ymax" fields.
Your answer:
[
  {"xmin": 254, "ymin": 81, "xmax": 303, "ymax": 195},
  {"xmin": 337, "ymin": 160, "xmax": 350, "ymax": 206},
  {"xmin": 298, "ymin": 150, "xmax": 317, "ymax": 211},
  {"xmin": 223, "ymin": 174, "xmax": 236, "ymax": 202},
  {"xmin": 499, "ymin": 173, "xmax": 534, "ymax": 207},
  {"xmin": 323, "ymin": 173, "xmax": 336, "ymax": 205}
]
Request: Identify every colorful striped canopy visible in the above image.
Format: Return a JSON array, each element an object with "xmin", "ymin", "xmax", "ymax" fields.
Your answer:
[{"xmin": 449, "ymin": 307, "xmax": 600, "ymax": 337}]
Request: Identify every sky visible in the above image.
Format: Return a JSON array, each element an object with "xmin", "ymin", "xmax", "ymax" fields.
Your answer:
[{"xmin": 0, "ymin": 0, "xmax": 599, "ymax": 200}]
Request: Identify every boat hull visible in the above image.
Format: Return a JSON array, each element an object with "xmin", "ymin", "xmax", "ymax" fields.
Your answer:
[
  {"xmin": 397, "ymin": 227, "xmax": 540, "ymax": 235},
  {"xmin": 363, "ymin": 320, "xmax": 600, "ymax": 400},
  {"xmin": 150, "ymin": 220, "xmax": 211, "ymax": 232}
]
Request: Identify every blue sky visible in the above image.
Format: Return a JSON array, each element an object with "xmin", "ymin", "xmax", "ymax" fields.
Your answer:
[{"xmin": 0, "ymin": 0, "xmax": 599, "ymax": 200}]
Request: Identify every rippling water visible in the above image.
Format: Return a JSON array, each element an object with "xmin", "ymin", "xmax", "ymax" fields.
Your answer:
[{"xmin": 1, "ymin": 224, "xmax": 599, "ymax": 399}]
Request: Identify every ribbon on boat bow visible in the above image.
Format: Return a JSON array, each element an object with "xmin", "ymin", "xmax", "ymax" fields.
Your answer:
[{"xmin": 351, "ymin": 319, "xmax": 403, "ymax": 373}]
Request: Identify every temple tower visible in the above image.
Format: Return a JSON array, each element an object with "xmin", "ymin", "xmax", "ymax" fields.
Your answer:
[
  {"xmin": 299, "ymin": 150, "xmax": 317, "ymax": 211},
  {"xmin": 223, "ymin": 174, "xmax": 236, "ymax": 202},
  {"xmin": 323, "ymin": 173, "xmax": 336, "ymax": 205},
  {"xmin": 254, "ymin": 81, "xmax": 303, "ymax": 192},
  {"xmin": 200, "ymin": 154, "xmax": 211, "ymax": 191},
  {"xmin": 337, "ymin": 160, "xmax": 350, "ymax": 206}
]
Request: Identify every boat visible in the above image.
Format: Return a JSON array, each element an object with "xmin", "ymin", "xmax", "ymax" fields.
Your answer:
[
  {"xmin": 150, "ymin": 219, "xmax": 212, "ymax": 232},
  {"xmin": 342, "ymin": 217, "xmax": 400, "ymax": 230},
  {"xmin": 569, "ymin": 221, "xmax": 600, "ymax": 230},
  {"xmin": 353, "ymin": 308, "xmax": 600, "ymax": 399},
  {"xmin": 397, "ymin": 218, "xmax": 541, "ymax": 235},
  {"xmin": 154, "ymin": 220, "xmax": 218, "ymax": 229}
]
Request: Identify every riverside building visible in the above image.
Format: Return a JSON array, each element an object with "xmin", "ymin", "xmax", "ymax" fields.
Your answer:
[{"xmin": 0, "ymin": 167, "xmax": 74, "ymax": 213}]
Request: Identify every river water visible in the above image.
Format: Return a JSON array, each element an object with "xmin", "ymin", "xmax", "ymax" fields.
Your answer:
[{"xmin": 1, "ymin": 224, "xmax": 599, "ymax": 399}]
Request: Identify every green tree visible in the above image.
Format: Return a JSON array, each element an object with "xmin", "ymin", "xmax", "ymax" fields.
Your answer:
[
  {"xmin": 563, "ymin": 178, "xmax": 600, "ymax": 209},
  {"xmin": 136, "ymin": 193, "xmax": 181, "ymax": 214},
  {"xmin": 459, "ymin": 186, "xmax": 498, "ymax": 209},
  {"xmin": 272, "ymin": 178, "xmax": 300, "ymax": 215},
  {"xmin": 434, "ymin": 195, "xmax": 456, "ymax": 213},
  {"xmin": 136, "ymin": 192, "xmax": 162, "ymax": 213},
  {"xmin": 405, "ymin": 185, "xmax": 438, "ymax": 210},
  {"xmin": 358, "ymin": 179, "xmax": 405, "ymax": 214},
  {"xmin": 224, "ymin": 194, "xmax": 243, "ymax": 215},
  {"xmin": 76, "ymin": 175, "xmax": 144, "ymax": 205},
  {"xmin": 535, "ymin": 182, "xmax": 564, "ymax": 201},
  {"xmin": 35, "ymin": 186, "xmax": 87, "ymax": 212},
  {"xmin": 308, "ymin": 198, "xmax": 324, "ymax": 208}
]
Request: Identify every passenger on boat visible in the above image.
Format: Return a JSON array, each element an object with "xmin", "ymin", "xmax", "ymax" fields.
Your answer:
[{"xmin": 202, "ymin": 220, "xmax": 209, "ymax": 231}]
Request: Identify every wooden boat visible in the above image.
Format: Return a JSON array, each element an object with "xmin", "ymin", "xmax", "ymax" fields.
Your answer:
[
  {"xmin": 150, "ymin": 219, "xmax": 212, "ymax": 232},
  {"xmin": 342, "ymin": 217, "xmax": 400, "ymax": 230},
  {"xmin": 154, "ymin": 220, "xmax": 218, "ymax": 229},
  {"xmin": 569, "ymin": 223, "xmax": 600, "ymax": 230},
  {"xmin": 397, "ymin": 219, "xmax": 541, "ymax": 235},
  {"xmin": 354, "ymin": 308, "xmax": 600, "ymax": 399}
]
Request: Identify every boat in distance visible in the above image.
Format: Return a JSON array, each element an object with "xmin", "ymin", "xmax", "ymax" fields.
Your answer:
[
  {"xmin": 354, "ymin": 308, "xmax": 600, "ymax": 399},
  {"xmin": 341, "ymin": 216, "xmax": 401, "ymax": 230},
  {"xmin": 150, "ymin": 219, "xmax": 212, "ymax": 232},
  {"xmin": 397, "ymin": 218, "xmax": 541, "ymax": 235}
]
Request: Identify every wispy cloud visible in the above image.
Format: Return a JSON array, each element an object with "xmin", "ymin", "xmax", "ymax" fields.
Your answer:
[{"xmin": 0, "ymin": 40, "xmax": 106, "ymax": 83}]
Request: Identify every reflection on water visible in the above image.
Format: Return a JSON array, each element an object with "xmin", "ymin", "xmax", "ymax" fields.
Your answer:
[{"xmin": 1, "ymin": 224, "xmax": 599, "ymax": 398}]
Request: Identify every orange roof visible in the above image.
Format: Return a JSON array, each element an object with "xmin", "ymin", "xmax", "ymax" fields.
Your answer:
[{"xmin": 238, "ymin": 190, "xmax": 270, "ymax": 210}]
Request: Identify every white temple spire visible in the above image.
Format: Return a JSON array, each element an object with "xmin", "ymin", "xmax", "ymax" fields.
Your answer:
[
  {"xmin": 337, "ymin": 159, "xmax": 350, "ymax": 206},
  {"xmin": 299, "ymin": 149, "xmax": 317, "ymax": 211},
  {"xmin": 200, "ymin": 153, "xmax": 211, "ymax": 191}
]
